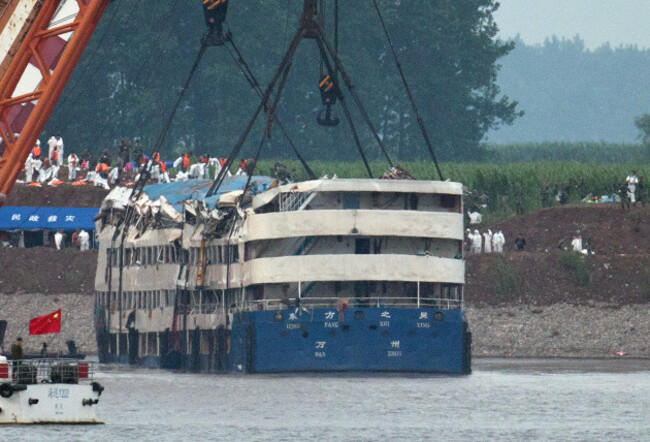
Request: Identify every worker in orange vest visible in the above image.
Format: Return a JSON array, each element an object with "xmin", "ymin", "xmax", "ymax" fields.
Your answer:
[
  {"xmin": 94, "ymin": 163, "xmax": 110, "ymax": 189},
  {"xmin": 236, "ymin": 159, "xmax": 247, "ymax": 176},
  {"xmin": 25, "ymin": 141, "xmax": 42, "ymax": 183},
  {"xmin": 50, "ymin": 148, "xmax": 60, "ymax": 181},
  {"xmin": 158, "ymin": 158, "xmax": 170, "ymax": 183}
]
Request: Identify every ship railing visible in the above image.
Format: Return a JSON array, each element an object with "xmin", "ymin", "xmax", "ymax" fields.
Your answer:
[
  {"xmin": 0, "ymin": 359, "xmax": 97, "ymax": 385},
  {"xmin": 279, "ymin": 191, "xmax": 314, "ymax": 212},
  {"xmin": 243, "ymin": 296, "xmax": 462, "ymax": 312}
]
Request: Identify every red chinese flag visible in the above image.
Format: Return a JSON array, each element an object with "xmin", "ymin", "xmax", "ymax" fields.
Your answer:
[{"xmin": 29, "ymin": 309, "xmax": 62, "ymax": 335}]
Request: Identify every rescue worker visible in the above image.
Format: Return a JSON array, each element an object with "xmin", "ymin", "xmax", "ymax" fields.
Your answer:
[
  {"xmin": 118, "ymin": 137, "xmax": 131, "ymax": 163},
  {"xmin": 636, "ymin": 177, "xmax": 645, "ymax": 207},
  {"xmin": 132, "ymin": 138, "xmax": 143, "ymax": 165},
  {"xmin": 55, "ymin": 133, "xmax": 64, "ymax": 166},
  {"xmin": 68, "ymin": 152, "xmax": 79, "ymax": 181},
  {"xmin": 38, "ymin": 157, "xmax": 53, "ymax": 184},
  {"xmin": 54, "ymin": 229, "xmax": 64, "ymax": 250},
  {"xmin": 47, "ymin": 135, "xmax": 57, "ymax": 160},
  {"xmin": 626, "ymin": 170, "xmax": 639, "ymax": 205},
  {"xmin": 71, "ymin": 229, "xmax": 80, "ymax": 249},
  {"xmin": 471, "ymin": 229, "xmax": 482, "ymax": 254},
  {"xmin": 215, "ymin": 157, "xmax": 231, "ymax": 179},
  {"xmin": 158, "ymin": 158, "xmax": 170, "ymax": 183},
  {"xmin": 78, "ymin": 229, "xmax": 90, "ymax": 251},
  {"xmin": 493, "ymin": 231, "xmax": 505, "ymax": 253},
  {"xmin": 483, "ymin": 229, "xmax": 493, "ymax": 253},
  {"xmin": 173, "ymin": 152, "xmax": 192, "ymax": 181},
  {"xmin": 235, "ymin": 159, "xmax": 248, "ymax": 176},
  {"xmin": 11, "ymin": 337, "xmax": 23, "ymax": 377},
  {"xmin": 198, "ymin": 154, "xmax": 210, "ymax": 179},
  {"xmin": 571, "ymin": 235, "xmax": 583, "ymax": 253},
  {"xmin": 99, "ymin": 149, "xmax": 111, "ymax": 167},
  {"xmin": 50, "ymin": 147, "xmax": 60, "ymax": 181},
  {"xmin": 25, "ymin": 141, "xmax": 42, "ymax": 183},
  {"xmin": 94, "ymin": 162, "xmax": 110, "ymax": 189},
  {"xmin": 618, "ymin": 182, "xmax": 630, "ymax": 210}
]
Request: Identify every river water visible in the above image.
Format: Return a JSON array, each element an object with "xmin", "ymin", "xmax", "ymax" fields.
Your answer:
[{"xmin": 4, "ymin": 358, "xmax": 649, "ymax": 441}]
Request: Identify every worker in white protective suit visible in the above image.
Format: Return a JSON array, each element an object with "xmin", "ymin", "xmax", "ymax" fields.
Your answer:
[
  {"xmin": 54, "ymin": 229, "xmax": 64, "ymax": 250},
  {"xmin": 78, "ymin": 230, "xmax": 90, "ymax": 251},
  {"xmin": 483, "ymin": 229, "xmax": 493, "ymax": 253},
  {"xmin": 55, "ymin": 134, "xmax": 64, "ymax": 166},
  {"xmin": 47, "ymin": 135, "xmax": 57, "ymax": 160},
  {"xmin": 38, "ymin": 158, "xmax": 53, "ymax": 184},
  {"xmin": 471, "ymin": 229, "xmax": 482, "ymax": 253},
  {"xmin": 24, "ymin": 140, "xmax": 43, "ymax": 183},
  {"xmin": 24, "ymin": 153, "xmax": 36, "ymax": 183},
  {"xmin": 493, "ymin": 231, "xmax": 505, "ymax": 253},
  {"xmin": 467, "ymin": 209, "xmax": 482, "ymax": 225},
  {"xmin": 68, "ymin": 153, "xmax": 79, "ymax": 181}
]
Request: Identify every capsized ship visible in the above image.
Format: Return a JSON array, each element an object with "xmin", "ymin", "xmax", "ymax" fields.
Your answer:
[{"xmin": 93, "ymin": 175, "xmax": 471, "ymax": 373}]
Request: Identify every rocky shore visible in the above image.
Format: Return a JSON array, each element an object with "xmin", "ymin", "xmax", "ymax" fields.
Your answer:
[
  {"xmin": 0, "ymin": 293, "xmax": 95, "ymax": 355},
  {"xmin": 467, "ymin": 303, "xmax": 650, "ymax": 358},
  {"xmin": 1, "ymin": 293, "xmax": 648, "ymax": 359}
]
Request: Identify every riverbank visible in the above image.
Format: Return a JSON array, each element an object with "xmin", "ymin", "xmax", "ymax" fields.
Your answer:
[
  {"xmin": 1, "ymin": 293, "xmax": 648, "ymax": 359},
  {"xmin": 0, "ymin": 293, "xmax": 94, "ymax": 354}
]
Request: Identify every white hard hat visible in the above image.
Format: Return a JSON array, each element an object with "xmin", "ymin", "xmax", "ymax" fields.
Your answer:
[{"xmin": 36, "ymin": 139, "xmax": 41, "ymax": 146}]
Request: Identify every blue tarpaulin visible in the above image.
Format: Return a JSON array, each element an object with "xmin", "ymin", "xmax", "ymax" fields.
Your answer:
[
  {"xmin": 142, "ymin": 176, "xmax": 276, "ymax": 211},
  {"xmin": 0, "ymin": 206, "xmax": 99, "ymax": 231}
]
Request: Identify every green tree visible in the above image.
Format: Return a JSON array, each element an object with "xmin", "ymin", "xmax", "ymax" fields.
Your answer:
[
  {"xmin": 635, "ymin": 113, "xmax": 650, "ymax": 144},
  {"xmin": 43, "ymin": 1, "xmax": 521, "ymax": 163}
]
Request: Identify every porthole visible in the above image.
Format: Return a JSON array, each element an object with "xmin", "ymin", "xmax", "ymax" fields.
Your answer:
[
  {"xmin": 301, "ymin": 331, "xmax": 309, "ymax": 338},
  {"xmin": 408, "ymin": 330, "xmax": 416, "ymax": 337},
  {"xmin": 381, "ymin": 330, "xmax": 389, "ymax": 338},
  {"xmin": 433, "ymin": 312, "xmax": 444, "ymax": 322},
  {"xmin": 280, "ymin": 331, "xmax": 288, "ymax": 338},
  {"xmin": 342, "ymin": 324, "xmax": 350, "ymax": 331},
  {"xmin": 353, "ymin": 310, "xmax": 365, "ymax": 320},
  {"xmin": 330, "ymin": 330, "xmax": 337, "ymax": 337},
  {"xmin": 274, "ymin": 312, "xmax": 284, "ymax": 322},
  {"xmin": 431, "ymin": 331, "xmax": 438, "ymax": 338},
  {"xmin": 369, "ymin": 324, "xmax": 378, "ymax": 330}
]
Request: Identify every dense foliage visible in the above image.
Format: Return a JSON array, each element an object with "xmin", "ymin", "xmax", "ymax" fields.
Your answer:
[{"xmin": 43, "ymin": 0, "xmax": 519, "ymax": 163}]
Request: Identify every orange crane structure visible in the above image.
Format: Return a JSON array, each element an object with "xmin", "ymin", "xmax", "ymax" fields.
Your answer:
[{"xmin": 0, "ymin": 0, "xmax": 109, "ymax": 207}]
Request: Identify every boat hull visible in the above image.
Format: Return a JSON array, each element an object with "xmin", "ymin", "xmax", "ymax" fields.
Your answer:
[
  {"xmin": 230, "ymin": 307, "xmax": 471, "ymax": 374},
  {"xmin": 0, "ymin": 384, "xmax": 102, "ymax": 425}
]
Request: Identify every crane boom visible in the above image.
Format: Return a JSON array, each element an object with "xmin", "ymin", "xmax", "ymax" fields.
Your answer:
[{"xmin": 0, "ymin": 0, "xmax": 110, "ymax": 206}]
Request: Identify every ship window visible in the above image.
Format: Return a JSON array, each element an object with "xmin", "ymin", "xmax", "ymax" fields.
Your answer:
[
  {"xmin": 440, "ymin": 194, "xmax": 456, "ymax": 209},
  {"xmin": 343, "ymin": 193, "xmax": 360, "ymax": 209}
]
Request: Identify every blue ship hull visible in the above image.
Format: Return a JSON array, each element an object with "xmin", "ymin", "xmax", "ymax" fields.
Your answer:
[
  {"xmin": 99, "ymin": 307, "xmax": 471, "ymax": 374},
  {"xmin": 229, "ymin": 307, "xmax": 471, "ymax": 374}
]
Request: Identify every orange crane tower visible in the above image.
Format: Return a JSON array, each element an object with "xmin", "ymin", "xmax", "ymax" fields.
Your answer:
[{"xmin": 0, "ymin": 0, "xmax": 110, "ymax": 206}]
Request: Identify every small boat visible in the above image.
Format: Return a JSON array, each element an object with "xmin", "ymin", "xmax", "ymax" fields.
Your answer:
[{"xmin": 0, "ymin": 358, "xmax": 104, "ymax": 424}]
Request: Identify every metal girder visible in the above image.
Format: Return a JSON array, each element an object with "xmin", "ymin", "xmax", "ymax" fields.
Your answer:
[{"xmin": 0, "ymin": 0, "xmax": 110, "ymax": 206}]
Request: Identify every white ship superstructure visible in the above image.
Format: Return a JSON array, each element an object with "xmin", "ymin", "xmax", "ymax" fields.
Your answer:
[{"xmin": 94, "ymin": 176, "xmax": 470, "ymax": 373}]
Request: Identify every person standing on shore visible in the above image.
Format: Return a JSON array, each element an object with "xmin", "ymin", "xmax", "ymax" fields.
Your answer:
[
  {"xmin": 626, "ymin": 171, "xmax": 638, "ymax": 205},
  {"xmin": 78, "ymin": 229, "xmax": 90, "ymax": 251},
  {"xmin": 54, "ymin": 229, "xmax": 64, "ymax": 250}
]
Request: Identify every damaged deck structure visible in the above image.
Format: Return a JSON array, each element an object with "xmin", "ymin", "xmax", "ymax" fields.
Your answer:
[{"xmin": 93, "ymin": 175, "xmax": 471, "ymax": 373}]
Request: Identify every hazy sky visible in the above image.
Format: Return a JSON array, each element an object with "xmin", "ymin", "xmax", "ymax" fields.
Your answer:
[{"xmin": 494, "ymin": 0, "xmax": 650, "ymax": 50}]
